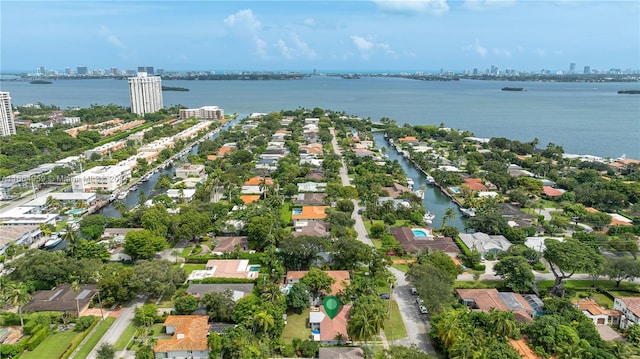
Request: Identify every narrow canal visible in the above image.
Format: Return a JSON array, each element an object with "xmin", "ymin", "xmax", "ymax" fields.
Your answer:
[
  {"xmin": 373, "ymin": 132, "xmax": 468, "ymax": 232},
  {"xmin": 99, "ymin": 116, "xmax": 242, "ymax": 217}
]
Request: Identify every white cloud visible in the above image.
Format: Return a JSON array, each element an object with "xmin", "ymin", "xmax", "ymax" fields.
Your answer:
[
  {"xmin": 373, "ymin": 0, "xmax": 449, "ymax": 15},
  {"xmin": 224, "ymin": 9, "xmax": 268, "ymax": 59},
  {"xmin": 464, "ymin": 39, "xmax": 488, "ymax": 57},
  {"xmin": 464, "ymin": 0, "xmax": 516, "ymax": 11},
  {"xmin": 99, "ymin": 25, "xmax": 125, "ymax": 49},
  {"xmin": 493, "ymin": 48, "xmax": 512, "ymax": 57},
  {"xmin": 350, "ymin": 35, "xmax": 395, "ymax": 59},
  {"xmin": 275, "ymin": 33, "xmax": 316, "ymax": 60},
  {"xmin": 224, "ymin": 9, "xmax": 261, "ymax": 31}
]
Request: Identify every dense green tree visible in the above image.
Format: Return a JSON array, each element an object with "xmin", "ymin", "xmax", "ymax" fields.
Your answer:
[
  {"xmin": 601, "ymin": 256, "xmax": 640, "ymax": 287},
  {"xmin": 132, "ymin": 260, "xmax": 186, "ymax": 298},
  {"xmin": 96, "ymin": 343, "xmax": 115, "ymax": 359},
  {"xmin": 543, "ymin": 239, "xmax": 604, "ymax": 294},
  {"xmin": 133, "ymin": 303, "xmax": 158, "ymax": 328},
  {"xmin": 124, "ymin": 229, "xmax": 166, "ymax": 260},
  {"xmin": 420, "ymin": 250, "xmax": 463, "ymax": 279},
  {"xmin": 301, "ymin": 267, "xmax": 335, "ymax": 299},
  {"xmin": 79, "ymin": 214, "xmax": 108, "ymax": 240},
  {"xmin": 286, "ymin": 282, "xmax": 310, "ymax": 313},
  {"xmin": 331, "ymin": 238, "xmax": 372, "ymax": 271},
  {"xmin": 201, "ymin": 290, "xmax": 235, "ymax": 322},
  {"xmin": 494, "ymin": 256, "xmax": 535, "ymax": 293},
  {"xmin": 174, "ymin": 294, "xmax": 198, "ymax": 315},
  {"xmin": 67, "ymin": 239, "xmax": 110, "ymax": 261},
  {"xmin": 377, "ymin": 344, "xmax": 433, "ymax": 359},
  {"xmin": 406, "ymin": 263, "xmax": 456, "ymax": 314},
  {"xmin": 278, "ymin": 235, "xmax": 327, "ymax": 270},
  {"xmin": 347, "ymin": 295, "xmax": 386, "ymax": 343},
  {"xmin": 140, "ymin": 204, "xmax": 172, "ymax": 237}
]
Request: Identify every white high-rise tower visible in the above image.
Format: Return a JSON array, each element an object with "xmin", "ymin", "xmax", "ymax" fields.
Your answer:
[
  {"xmin": 0, "ymin": 92, "xmax": 16, "ymax": 137},
  {"xmin": 128, "ymin": 72, "xmax": 163, "ymax": 115}
]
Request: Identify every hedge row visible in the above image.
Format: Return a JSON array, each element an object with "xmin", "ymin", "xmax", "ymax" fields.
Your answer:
[
  {"xmin": 191, "ymin": 277, "xmax": 258, "ymax": 284},
  {"xmin": 26, "ymin": 325, "xmax": 50, "ymax": 351}
]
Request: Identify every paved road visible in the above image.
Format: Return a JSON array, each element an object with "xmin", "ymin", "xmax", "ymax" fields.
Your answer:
[
  {"xmin": 389, "ymin": 267, "xmax": 437, "ymax": 356},
  {"xmin": 330, "ymin": 128, "xmax": 434, "ymax": 353},
  {"xmin": 0, "ymin": 186, "xmax": 57, "ymax": 215},
  {"xmin": 84, "ymin": 295, "xmax": 146, "ymax": 359}
]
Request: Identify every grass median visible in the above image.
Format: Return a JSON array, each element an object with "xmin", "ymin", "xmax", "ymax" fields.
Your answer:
[{"xmin": 74, "ymin": 317, "xmax": 116, "ymax": 359}]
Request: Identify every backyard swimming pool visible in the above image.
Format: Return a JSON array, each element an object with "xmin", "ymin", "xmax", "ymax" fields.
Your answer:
[
  {"xmin": 412, "ymin": 229, "xmax": 428, "ymax": 237},
  {"xmin": 292, "ymin": 208, "xmax": 303, "ymax": 215}
]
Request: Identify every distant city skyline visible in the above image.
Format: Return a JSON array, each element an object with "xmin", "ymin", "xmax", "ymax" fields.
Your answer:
[{"xmin": 1, "ymin": 1, "xmax": 639, "ymax": 72}]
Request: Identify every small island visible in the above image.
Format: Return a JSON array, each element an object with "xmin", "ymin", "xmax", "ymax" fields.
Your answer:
[
  {"xmin": 162, "ymin": 86, "xmax": 189, "ymax": 92},
  {"xmin": 617, "ymin": 90, "xmax": 640, "ymax": 94},
  {"xmin": 501, "ymin": 87, "xmax": 525, "ymax": 91},
  {"xmin": 30, "ymin": 80, "xmax": 53, "ymax": 84}
]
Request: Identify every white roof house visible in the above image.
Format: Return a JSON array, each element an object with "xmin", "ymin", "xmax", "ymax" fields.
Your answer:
[{"xmin": 459, "ymin": 232, "xmax": 511, "ymax": 255}]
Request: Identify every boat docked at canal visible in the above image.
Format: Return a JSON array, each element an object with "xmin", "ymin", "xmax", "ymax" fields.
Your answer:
[
  {"xmin": 43, "ymin": 235, "xmax": 63, "ymax": 249},
  {"xmin": 460, "ymin": 208, "xmax": 477, "ymax": 217},
  {"xmin": 423, "ymin": 212, "xmax": 435, "ymax": 224},
  {"xmin": 425, "ymin": 175, "xmax": 435, "ymax": 185},
  {"xmin": 117, "ymin": 190, "xmax": 129, "ymax": 200}
]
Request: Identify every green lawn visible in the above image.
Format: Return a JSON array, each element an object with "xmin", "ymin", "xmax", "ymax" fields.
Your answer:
[
  {"xmin": 182, "ymin": 263, "xmax": 206, "ymax": 275},
  {"xmin": 113, "ymin": 322, "xmax": 137, "ymax": 351},
  {"xmin": 454, "ymin": 280, "xmax": 505, "ymax": 289},
  {"xmin": 383, "ymin": 300, "xmax": 407, "ymax": 341},
  {"xmin": 391, "ymin": 263, "xmax": 410, "ymax": 272},
  {"xmin": 180, "ymin": 246, "xmax": 192, "ymax": 257},
  {"xmin": 21, "ymin": 329, "xmax": 82, "ymax": 359},
  {"xmin": 74, "ymin": 317, "xmax": 116, "ymax": 359},
  {"xmin": 282, "ymin": 308, "xmax": 311, "ymax": 341},
  {"xmin": 281, "ymin": 201, "xmax": 293, "ymax": 224}
]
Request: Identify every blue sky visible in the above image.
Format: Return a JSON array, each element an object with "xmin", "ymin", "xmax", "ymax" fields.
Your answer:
[{"xmin": 1, "ymin": 1, "xmax": 638, "ymax": 72}]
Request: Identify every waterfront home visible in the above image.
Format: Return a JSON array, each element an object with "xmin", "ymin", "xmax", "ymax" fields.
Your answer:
[
  {"xmin": 463, "ymin": 178, "xmax": 488, "ymax": 191},
  {"xmin": 391, "ymin": 227, "xmax": 461, "ymax": 256},
  {"xmin": 0, "ymin": 225, "xmax": 42, "ymax": 254},
  {"xmin": 377, "ymin": 197, "xmax": 411, "ymax": 210},
  {"xmin": 175, "ymin": 164, "xmax": 206, "ymax": 180},
  {"xmin": 574, "ymin": 298, "xmax": 622, "ymax": 327},
  {"xmin": 179, "ymin": 105, "xmax": 224, "ymax": 121},
  {"xmin": 456, "ymin": 289, "xmax": 537, "ymax": 323},
  {"xmin": 0, "ymin": 207, "xmax": 58, "ymax": 227},
  {"xmin": 381, "ymin": 182, "xmax": 412, "ymax": 199},
  {"xmin": 458, "ymin": 232, "xmax": 511, "ymax": 256},
  {"xmin": 154, "ymin": 316, "xmax": 210, "ymax": 359},
  {"xmin": 166, "ymin": 189, "xmax": 196, "ymax": 203},
  {"xmin": 71, "ymin": 164, "xmax": 131, "ymax": 192},
  {"xmin": 23, "ymin": 284, "xmax": 97, "ymax": 314},
  {"xmin": 309, "ymin": 305, "xmax": 351, "ymax": 345},
  {"xmin": 614, "ymin": 296, "xmax": 640, "ymax": 329}
]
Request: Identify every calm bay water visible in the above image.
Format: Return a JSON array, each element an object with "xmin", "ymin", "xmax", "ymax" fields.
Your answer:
[{"xmin": 1, "ymin": 77, "xmax": 638, "ymax": 158}]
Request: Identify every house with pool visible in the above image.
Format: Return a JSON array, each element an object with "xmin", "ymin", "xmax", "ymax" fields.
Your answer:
[
  {"xmin": 292, "ymin": 206, "xmax": 328, "ymax": 225},
  {"xmin": 186, "ymin": 259, "xmax": 260, "ymax": 282},
  {"xmin": 391, "ymin": 227, "xmax": 461, "ymax": 257}
]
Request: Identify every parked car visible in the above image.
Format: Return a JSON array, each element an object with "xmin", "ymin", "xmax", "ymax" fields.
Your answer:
[
  {"xmin": 379, "ymin": 293, "xmax": 390, "ymax": 299},
  {"xmin": 419, "ymin": 305, "xmax": 428, "ymax": 314},
  {"xmin": 411, "ymin": 287, "xmax": 418, "ymax": 295},
  {"xmin": 416, "ymin": 298, "xmax": 424, "ymax": 305},
  {"xmin": 357, "ymin": 209, "xmax": 364, "ymax": 214}
]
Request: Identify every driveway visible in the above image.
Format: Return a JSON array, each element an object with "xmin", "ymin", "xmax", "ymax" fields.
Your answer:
[
  {"xmin": 83, "ymin": 295, "xmax": 146, "ymax": 359},
  {"xmin": 331, "ymin": 128, "xmax": 434, "ymax": 354},
  {"xmin": 389, "ymin": 267, "xmax": 437, "ymax": 356}
]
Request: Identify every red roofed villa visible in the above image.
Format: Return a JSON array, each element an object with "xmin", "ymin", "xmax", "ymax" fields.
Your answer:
[{"xmin": 154, "ymin": 315, "xmax": 210, "ymax": 359}]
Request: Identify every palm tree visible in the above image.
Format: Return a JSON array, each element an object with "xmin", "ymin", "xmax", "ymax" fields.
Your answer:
[
  {"xmin": 113, "ymin": 201, "xmax": 127, "ymax": 217},
  {"xmin": 253, "ymin": 311, "xmax": 274, "ymax": 336},
  {"xmin": 7, "ymin": 282, "xmax": 31, "ymax": 332},
  {"xmin": 71, "ymin": 280, "xmax": 81, "ymax": 317},
  {"xmin": 92, "ymin": 272, "xmax": 105, "ymax": 320},
  {"xmin": 442, "ymin": 207, "xmax": 455, "ymax": 229},
  {"xmin": 487, "ymin": 310, "xmax": 518, "ymax": 337},
  {"xmin": 63, "ymin": 225, "xmax": 80, "ymax": 257}
]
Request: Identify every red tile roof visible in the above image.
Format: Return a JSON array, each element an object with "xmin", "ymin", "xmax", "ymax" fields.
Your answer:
[
  {"xmin": 319, "ymin": 305, "xmax": 351, "ymax": 342},
  {"xmin": 543, "ymin": 186, "xmax": 563, "ymax": 197},
  {"xmin": 244, "ymin": 177, "xmax": 274, "ymax": 186},
  {"xmin": 463, "ymin": 178, "xmax": 488, "ymax": 191},
  {"xmin": 292, "ymin": 206, "xmax": 328, "ymax": 220},
  {"xmin": 154, "ymin": 315, "xmax": 210, "ymax": 353}
]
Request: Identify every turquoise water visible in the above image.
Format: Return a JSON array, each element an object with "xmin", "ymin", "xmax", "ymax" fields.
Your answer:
[
  {"xmin": 450, "ymin": 187, "xmax": 462, "ymax": 194},
  {"xmin": 292, "ymin": 208, "xmax": 302, "ymax": 215},
  {"xmin": 1, "ymin": 77, "xmax": 637, "ymax": 157},
  {"xmin": 412, "ymin": 229, "xmax": 428, "ymax": 237},
  {"xmin": 249, "ymin": 266, "xmax": 260, "ymax": 272}
]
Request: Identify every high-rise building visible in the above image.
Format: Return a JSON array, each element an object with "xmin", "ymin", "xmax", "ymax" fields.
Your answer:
[
  {"xmin": 0, "ymin": 92, "xmax": 16, "ymax": 137},
  {"xmin": 77, "ymin": 66, "xmax": 88, "ymax": 75},
  {"xmin": 583, "ymin": 66, "xmax": 591, "ymax": 75},
  {"xmin": 138, "ymin": 66, "xmax": 154, "ymax": 75},
  {"xmin": 128, "ymin": 72, "xmax": 163, "ymax": 115},
  {"xmin": 38, "ymin": 66, "xmax": 46, "ymax": 75},
  {"xmin": 569, "ymin": 62, "xmax": 576, "ymax": 74}
]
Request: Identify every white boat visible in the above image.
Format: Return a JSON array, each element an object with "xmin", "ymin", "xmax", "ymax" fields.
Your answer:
[
  {"xmin": 130, "ymin": 185, "xmax": 138, "ymax": 192},
  {"xmin": 414, "ymin": 189, "xmax": 425, "ymax": 199},
  {"xmin": 117, "ymin": 190, "xmax": 129, "ymax": 200},
  {"xmin": 426, "ymin": 175, "xmax": 435, "ymax": 185},
  {"xmin": 460, "ymin": 208, "xmax": 477, "ymax": 217},
  {"xmin": 43, "ymin": 236, "xmax": 63, "ymax": 249},
  {"xmin": 423, "ymin": 212, "xmax": 435, "ymax": 224},
  {"xmin": 406, "ymin": 178, "xmax": 414, "ymax": 188}
]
